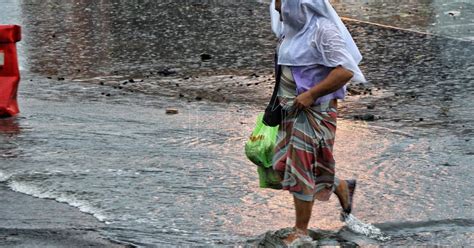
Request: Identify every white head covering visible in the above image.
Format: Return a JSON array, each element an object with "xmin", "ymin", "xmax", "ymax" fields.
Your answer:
[{"xmin": 274, "ymin": 0, "xmax": 366, "ymax": 83}]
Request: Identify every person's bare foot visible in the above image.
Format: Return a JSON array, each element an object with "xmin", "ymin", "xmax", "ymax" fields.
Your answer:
[
  {"xmin": 283, "ymin": 232, "xmax": 299, "ymax": 245},
  {"xmin": 282, "ymin": 228, "xmax": 310, "ymax": 245}
]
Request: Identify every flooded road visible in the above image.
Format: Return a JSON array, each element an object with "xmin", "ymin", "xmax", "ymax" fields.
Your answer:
[
  {"xmin": 1, "ymin": 0, "xmax": 473, "ymax": 246},
  {"xmin": 2, "ymin": 77, "xmax": 472, "ymax": 246},
  {"xmin": 2, "ymin": 0, "xmax": 472, "ymax": 133}
]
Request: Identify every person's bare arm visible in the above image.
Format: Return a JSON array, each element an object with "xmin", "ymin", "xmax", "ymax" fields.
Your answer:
[{"xmin": 293, "ymin": 66, "xmax": 353, "ymax": 109}]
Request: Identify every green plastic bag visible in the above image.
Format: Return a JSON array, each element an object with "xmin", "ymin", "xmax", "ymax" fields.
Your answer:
[
  {"xmin": 256, "ymin": 166, "xmax": 282, "ymax": 189},
  {"xmin": 245, "ymin": 113, "xmax": 278, "ymax": 168},
  {"xmin": 245, "ymin": 114, "xmax": 282, "ymax": 189}
]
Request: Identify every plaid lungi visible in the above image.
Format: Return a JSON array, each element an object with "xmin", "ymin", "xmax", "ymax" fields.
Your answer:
[{"xmin": 272, "ymin": 66, "xmax": 339, "ymax": 202}]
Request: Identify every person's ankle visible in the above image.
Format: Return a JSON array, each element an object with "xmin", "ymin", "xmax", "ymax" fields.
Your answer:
[{"xmin": 294, "ymin": 227, "xmax": 308, "ymax": 236}]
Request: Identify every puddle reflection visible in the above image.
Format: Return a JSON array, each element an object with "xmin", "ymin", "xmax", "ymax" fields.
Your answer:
[{"xmin": 0, "ymin": 117, "xmax": 21, "ymax": 135}]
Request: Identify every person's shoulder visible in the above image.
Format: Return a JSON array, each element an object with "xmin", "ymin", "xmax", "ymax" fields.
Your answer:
[
  {"xmin": 317, "ymin": 18, "xmax": 340, "ymax": 34},
  {"xmin": 316, "ymin": 18, "xmax": 343, "ymax": 43}
]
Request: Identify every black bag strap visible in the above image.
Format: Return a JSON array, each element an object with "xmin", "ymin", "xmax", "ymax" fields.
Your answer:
[{"xmin": 269, "ymin": 52, "xmax": 282, "ymax": 108}]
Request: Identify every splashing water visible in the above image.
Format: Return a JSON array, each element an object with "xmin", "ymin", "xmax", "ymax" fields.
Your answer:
[
  {"xmin": 0, "ymin": 171, "xmax": 10, "ymax": 182},
  {"xmin": 344, "ymin": 214, "xmax": 391, "ymax": 242}
]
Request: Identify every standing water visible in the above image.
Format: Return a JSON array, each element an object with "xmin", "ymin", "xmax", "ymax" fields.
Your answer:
[{"xmin": 1, "ymin": 0, "xmax": 473, "ymax": 246}]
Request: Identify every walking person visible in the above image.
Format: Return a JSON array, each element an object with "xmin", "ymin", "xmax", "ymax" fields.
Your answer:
[{"xmin": 269, "ymin": 0, "xmax": 366, "ymax": 244}]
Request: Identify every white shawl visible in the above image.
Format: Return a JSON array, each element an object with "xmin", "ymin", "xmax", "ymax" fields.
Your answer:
[{"xmin": 271, "ymin": 0, "xmax": 366, "ymax": 83}]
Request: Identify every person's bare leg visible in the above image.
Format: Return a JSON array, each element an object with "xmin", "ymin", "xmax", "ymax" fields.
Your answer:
[
  {"xmin": 334, "ymin": 180, "xmax": 349, "ymax": 210},
  {"xmin": 283, "ymin": 196, "xmax": 314, "ymax": 244},
  {"xmin": 334, "ymin": 179, "xmax": 357, "ymax": 220}
]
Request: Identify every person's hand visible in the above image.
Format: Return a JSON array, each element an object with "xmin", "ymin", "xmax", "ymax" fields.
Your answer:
[{"xmin": 294, "ymin": 91, "xmax": 315, "ymax": 110}]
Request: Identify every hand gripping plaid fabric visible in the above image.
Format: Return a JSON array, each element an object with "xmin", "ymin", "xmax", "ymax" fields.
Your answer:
[{"xmin": 272, "ymin": 66, "xmax": 339, "ymax": 202}]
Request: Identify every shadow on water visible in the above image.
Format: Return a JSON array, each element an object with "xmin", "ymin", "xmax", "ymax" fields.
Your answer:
[{"xmin": 373, "ymin": 218, "xmax": 474, "ymax": 246}]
